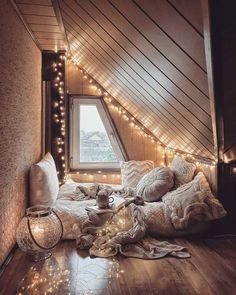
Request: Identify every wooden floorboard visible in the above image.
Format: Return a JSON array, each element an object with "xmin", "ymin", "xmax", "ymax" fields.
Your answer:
[{"xmin": 0, "ymin": 238, "xmax": 235, "ymax": 295}]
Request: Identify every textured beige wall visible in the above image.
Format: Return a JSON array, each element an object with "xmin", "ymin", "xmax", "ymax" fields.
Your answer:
[{"xmin": 0, "ymin": 1, "xmax": 42, "ymax": 265}]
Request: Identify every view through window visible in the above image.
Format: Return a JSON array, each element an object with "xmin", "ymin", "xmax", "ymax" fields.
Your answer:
[{"xmin": 79, "ymin": 105, "xmax": 117, "ymax": 163}]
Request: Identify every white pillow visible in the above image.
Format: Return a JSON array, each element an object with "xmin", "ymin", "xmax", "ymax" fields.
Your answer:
[
  {"xmin": 136, "ymin": 167, "xmax": 174, "ymax": 202},
  {"xmin": 171, "ymin": 156, "xmax": 196, "ymax": 187},
  {"xmin": 120, "ymin": 160, "xmax": 154, "ymax": 189},
  {"xmin": 30, "ymin": 153, "xmax": 59, "ymax": 206},
  {"xmin": 162, "ymin": 172, "xmax": 227, "ymax": 230}
]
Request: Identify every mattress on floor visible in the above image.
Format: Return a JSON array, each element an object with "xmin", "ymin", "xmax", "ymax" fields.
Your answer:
[{"xmin": 54, "ymin": 180, "xmax": 209, "ymax": 240}]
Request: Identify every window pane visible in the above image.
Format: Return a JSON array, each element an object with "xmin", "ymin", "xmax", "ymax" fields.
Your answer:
[{"xmin": 80, "ymin": 105, "xmax": 117, "ymax": 163}]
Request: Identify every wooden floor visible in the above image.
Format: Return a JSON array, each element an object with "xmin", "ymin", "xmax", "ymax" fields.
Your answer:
[{"xmin": 0, "ymin": 238, "xmax": 236, "ymax": 295}]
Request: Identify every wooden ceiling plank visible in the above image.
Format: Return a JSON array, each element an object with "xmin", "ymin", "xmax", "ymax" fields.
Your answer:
[
  {"xmin": 30, "ymin": 24, "xmax": 61, "ymax": 32},
  {"xmin": 60, "ymin": 1, "xmax": 211, "ymax": 124},
  {"xmin": 69, "ymin": 45, "xmax": 195, "ymax": 151},
  {"xmin": 76, "ymin": 51, "xmax": 212, "ymax": 157},
  {"xmin": 75, "ymin": 0, "xmax": 211, "ymax": 114},
  {"xmin": 51, "ymin": 0, "xmax": 70, "ymax": 54},
  {"xmin": 41, "ymin": 44, "xmax": 65, "ymax": 50},
  {"xmin": 62, "ymin": 8, "xmax": 213, "ymax": 140},
  {"xmin": 34, "ymin": 31, "xmax": 64, "ymax": 39},
  {"xmin": 24, "ymin": 14, "xmax": 58, "ymax": 25},
  {"xmin": 64, "ymin": 16, "xmax": 213, "ymax": 148},
  {"xmin": 68, "ymin": 40, "xmax": 214, "ymax": 156},
  {"xmin": 109, "ymin": 0, "xmax": 208, "ymax": 94},
  {"xmin": 75, "ymin": 50, "xmax": 211, "ymax": 156},
  {"xmin": 18, "ymin": 4, "xmax": 55, "ymax": 16},
  {"xmin": 63, "ymin": 2, "xmax": 215, "ymax": 157},
  {"xmin": 37, "ymin": 38, "xmax": 65, "ymax": 45},
  {"xmin": 168, "ymin": 0, "xmax": 204, "ymax": 35},
  {"xmin": 67, "ymin": 31, "xmax": 213, "ymax": 154},
  {"xmin": 88, "ymin": 0, "xmax": 209, "ymax": 100},
  {"xmin": 61, "ymin": 1, "xmax": 215, "ymax": 153},
  {"xmin": 134, "ymin": 0, "xmax": 206, "ymax": 70}
]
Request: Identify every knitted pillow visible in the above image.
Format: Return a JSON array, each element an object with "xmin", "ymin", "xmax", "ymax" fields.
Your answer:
[
  {"xmin": 162, "ymin": 172, "xmax": 227, "ymax": 230},
  {"xmin": 171, "ymin": 156, "xmax": 196, "ymax": 187},
  {"xmin": 136, "ymin": 167, "xmax": 174, "ymax": 202},
  {"xmin": 120, "ymin": 160, "xmax": 154, "ymax": 189},
  {"xmin": 30, "ymin": 153, "xmax": 59, "ymax": 206}
]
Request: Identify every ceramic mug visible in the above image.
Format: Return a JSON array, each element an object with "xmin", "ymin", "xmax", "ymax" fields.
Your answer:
[{"xmin": 96, "ymin": 191, "xmax": 114, "ymax": 209}]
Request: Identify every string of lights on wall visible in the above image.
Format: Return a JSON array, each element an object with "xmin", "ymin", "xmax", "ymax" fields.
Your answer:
[
  {"xmin": 52, "ymin": 53, "xmax": 67, "ymax": 184},
  {"xmin": 69, "ymin": 60, "xmax": 216, "ymax": 168}
]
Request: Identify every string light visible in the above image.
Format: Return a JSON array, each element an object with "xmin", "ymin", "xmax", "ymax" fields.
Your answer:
[
  {"xmin": 52, "ymin": 53, "xmax": 67, "ymax": 183},
  {"xmin": 70, "ymin": 64, "xmax": 216, "ymax": 168}
]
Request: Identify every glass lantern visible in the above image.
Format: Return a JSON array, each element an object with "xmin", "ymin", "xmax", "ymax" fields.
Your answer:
[{"xmin": 16, "ymin": 205, "xmax": 63, "ymax": 261}]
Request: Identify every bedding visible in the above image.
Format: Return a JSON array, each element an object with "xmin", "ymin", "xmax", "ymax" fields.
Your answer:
[
  {"xmin": 120, "ymin": 160, "xmax": 154, "ymax": 189},
  {"xmin": 30, "ymin": 152, "xmax": 59, "ymax": 206},
  {"xmin": 77, "ymin": 203, "xmax": 190, "ymax": 259},
  {"xmin": 54, "ymin": 174, "xmax": 226, "ymax": 242},
  {"xmin": 54, "ymin": 181, "xmax": 124, "ymax": 239},
  {"xmin": 136, "ymin": 167, "xmax": 174, "ymax": 202},
  {"xmin": 171, "ymin": 155, "xmax": 196, "ymax": 187}
]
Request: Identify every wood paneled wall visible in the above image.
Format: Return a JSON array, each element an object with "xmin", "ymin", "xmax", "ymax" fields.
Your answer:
[
  {"xmin": 59, "ymin": 0, "xmax": 213, "ymax": 159},
  {"xmin": 66, "ymin": 61, "xmax": 164, "ymax": 184},
  {"xmin": 0, "ymin": 0, "xmax": 42, "ymax": 266},
  {"xmin": 65, "ymin": 61, "xmax": 216, "ymax": 189}
]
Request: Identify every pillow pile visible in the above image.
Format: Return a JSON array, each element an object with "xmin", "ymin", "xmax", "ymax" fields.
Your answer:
[
  {"xmin": 30, "ymin": 153, "xmax": 59, "ymax": 206},
  {"xmin": 136, "ymin": 167, "xmax": 174, "ymax": 202},
  {"xmin": 170, "ymin": 156, "xmax": 196, "ymax": 187},
  {"xmin": 120, "ymin": 160, "xmax": 154, "ymax": 189}
]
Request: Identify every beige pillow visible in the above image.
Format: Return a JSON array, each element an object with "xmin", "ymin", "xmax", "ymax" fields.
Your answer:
[
  {"xmin": 171, "ymin": 156, "xmax": 196, "ymax": 187},
  {"xmin": 136, "ymin": 167, "xmax": 174, "ymax": 202},
  {"xmin": 120, "ymin": 160, "xmax": 154, "ymax": 189},
  {"xmin": 30, "ymin": 153, "xmax": 59, "ymax": 206},
  {"xmin": 162, "ymin": 172, "xmax": 227, "ymax": 230}
]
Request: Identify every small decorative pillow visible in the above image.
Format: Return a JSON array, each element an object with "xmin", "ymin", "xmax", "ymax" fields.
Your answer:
[
  {"xmin": 171, "ymin": 156, "xmax": 196, "ymax": 187},
  {"xmin": 30, "ymin": 153, "xmax": 59, "ymax": 206},
  {"xmin": 136, "ymin": 167, "xmax": 174, "ymax": 202},
  {"xmin": 120, "ymin": 160, "xmax": 154, "ymax": 189}
]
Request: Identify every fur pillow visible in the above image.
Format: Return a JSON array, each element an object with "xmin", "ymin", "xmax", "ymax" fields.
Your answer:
[
  {"xmin": 30, "ymin": 153, "xmax": 59, "ymax": 206},
  {"xmin": 162, "ymin": 172, "xmax": 227, "ymax": 230},
  {"xmin": 136, "ymin": 167, "xmax": 174, "ymax": 202},
  {"xmin": 171, "ymin": 156, "xmax": 196, "ymax": 187},
  {"xmin": 120, "ymin": 160, "xmax": 154, "ymax": 189}
]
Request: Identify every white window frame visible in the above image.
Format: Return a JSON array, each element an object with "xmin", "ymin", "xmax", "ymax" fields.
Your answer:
[{"xmin": 70, "ymin": 96, "xmax": 126, "ymax": 170}]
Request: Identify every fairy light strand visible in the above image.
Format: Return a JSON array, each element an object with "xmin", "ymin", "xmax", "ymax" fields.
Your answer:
[
  {"xmin": 52, "ymin": 53, "xmax": 67, "ymax": 184},
  {"xmin": 71, "ymin": 63, "xmax": 216, "ymax": 168}
]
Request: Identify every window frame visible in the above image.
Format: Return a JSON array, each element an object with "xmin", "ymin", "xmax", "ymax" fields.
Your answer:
[{"xmin": 69, "ymin": 95, "xmax": 127, "ymax": 171}]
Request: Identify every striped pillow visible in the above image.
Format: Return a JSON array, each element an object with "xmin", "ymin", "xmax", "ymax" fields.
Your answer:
[{"xmin": 120, "ymin": 160, "xmax": 154, "ymax": 189}]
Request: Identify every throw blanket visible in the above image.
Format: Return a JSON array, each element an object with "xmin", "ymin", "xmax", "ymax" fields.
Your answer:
[{"xmin": 76, "ymin": 202, "xmax": 190, "ymax": 259}]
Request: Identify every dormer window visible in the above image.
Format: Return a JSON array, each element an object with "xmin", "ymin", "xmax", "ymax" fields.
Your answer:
[{"xmin": 70, "ymin": 96, "xmax": 126, "ymax": 170}]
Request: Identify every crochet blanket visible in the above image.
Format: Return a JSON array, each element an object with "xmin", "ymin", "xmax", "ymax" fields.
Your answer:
[{"xmin": 76, "ymin": 201, "xmax": 190, "ymax": 259}]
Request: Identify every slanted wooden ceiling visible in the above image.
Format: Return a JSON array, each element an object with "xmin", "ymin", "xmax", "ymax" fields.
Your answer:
[
  {"xmin": 13, "ymin": 0, "xmax": 214, "ymax": 159},
  {"xmin": 13, "ymin": 0, "xmax": 67, "ymax": 51}
]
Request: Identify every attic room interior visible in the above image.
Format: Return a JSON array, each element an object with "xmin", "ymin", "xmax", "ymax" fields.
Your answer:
[{"xmin": 0, "ymin": 0, "xmax": 236, "ymax": 294}]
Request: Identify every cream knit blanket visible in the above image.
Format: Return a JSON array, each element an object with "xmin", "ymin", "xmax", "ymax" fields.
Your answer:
[{"xmin": 76, "ymin": 203, "xmax": 190, "ymax": 259}]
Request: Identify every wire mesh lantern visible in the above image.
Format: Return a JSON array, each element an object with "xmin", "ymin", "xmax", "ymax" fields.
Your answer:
[{"xmin": 16, "ymin": 205, "xmax": 63, "ymax": 261}]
